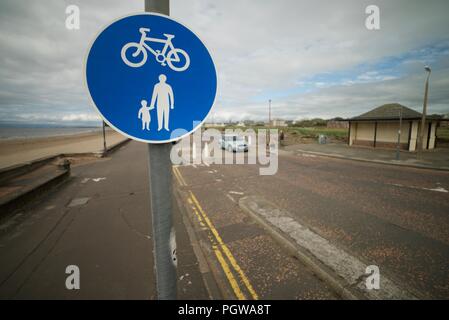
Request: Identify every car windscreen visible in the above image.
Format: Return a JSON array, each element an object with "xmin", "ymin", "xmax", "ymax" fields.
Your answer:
[{"xmin": 225, "ymin": 136, "xmax": 245, "ymax": 142}]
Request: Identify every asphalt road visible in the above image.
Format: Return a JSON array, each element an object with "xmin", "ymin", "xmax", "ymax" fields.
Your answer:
[{"xmin": 175, "ymin": 147, "xmax": 449, "ymax": 299}]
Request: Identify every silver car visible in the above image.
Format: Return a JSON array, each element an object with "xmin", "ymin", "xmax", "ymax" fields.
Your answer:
[{"xmin": 219, "ymin": 134, "xmax": 249, "ymax": 152}]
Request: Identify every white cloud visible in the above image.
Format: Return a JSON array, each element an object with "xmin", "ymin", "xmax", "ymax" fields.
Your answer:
[
  {"xmin": 0, "ymin": 0, "xmax": 448, "ymax": 125},
  {"xmin": 10, "ymin": 112, "xmax": 100, "ymax": 123},
  {"xmin": 61, "ymin": 113, "xmax": 101, "ymax": 122},
  {"xmin": 172, "ymin": 0, "xmax": 449, "ymax": 120}
]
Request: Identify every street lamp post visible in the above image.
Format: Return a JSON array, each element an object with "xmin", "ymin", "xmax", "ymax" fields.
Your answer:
[
  {"xmin": 396, "ymin": 106, "xmax": 402, "ymax": 160},
  {"xmin": 417, "ymin": 66, "xmax": 431, "ymax": 158},
  {"xmin": 267, "ymin": 99, "xmax": 272, "ymax": 146},
  {"xmin": 268, "ymin": 99, "xmax": 272, "ymax": 126},
  {"xmin": 102, "ymin": 121, "xmax": 107, "ymax": 155}
]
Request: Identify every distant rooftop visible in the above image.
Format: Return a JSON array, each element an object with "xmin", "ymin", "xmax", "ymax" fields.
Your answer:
[{"xmin": 348, "ymin": 103, "xmax": 442, "ymax": 121}]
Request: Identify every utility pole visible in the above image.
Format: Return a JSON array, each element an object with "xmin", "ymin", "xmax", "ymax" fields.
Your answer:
[
  {"xmin": 396, "ymin": 106, "xmax": 402, "ymax": 160},
  {"xmin": 417, "ymin": 65, "xmax": 431, "ymax": 158},
  {"xmin": 145, "ymin": 0, "xmax": 177, "ymax": 300},
  {"xmin": 268, "ymin": 99, "xmax": 272, "ymax": 126},
  {"xmin": 267, "ymin": 99, "xmax": 272, "ymax": 146}
]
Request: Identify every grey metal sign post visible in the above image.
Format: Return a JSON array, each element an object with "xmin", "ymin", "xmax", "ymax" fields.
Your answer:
[{"xmin": 145, "ymin": 0, "xmax": 177, "ymax": 300}]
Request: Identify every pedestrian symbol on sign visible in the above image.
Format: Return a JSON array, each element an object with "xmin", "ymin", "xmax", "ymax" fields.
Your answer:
[
  {"xmin": 136, "ymin": 74, "xmax": 174, "ymax": 132},
  {"xmin": 150, "ymin": 74, "xmax": 174, "ymax": 131},
  {"xmin": 137, "ymin": 99, "xmax": 153, "ymax": 131}
]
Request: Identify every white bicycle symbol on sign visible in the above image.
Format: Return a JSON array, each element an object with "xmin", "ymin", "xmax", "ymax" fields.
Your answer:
[{"xmin": 121, "ymin": 27, "xmax": 190, "ymax": 72}]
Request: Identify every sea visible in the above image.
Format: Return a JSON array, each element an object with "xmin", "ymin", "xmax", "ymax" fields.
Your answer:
[{"xmin": 0, "ymin": 126, "xmax": 102, "ymax": 140}]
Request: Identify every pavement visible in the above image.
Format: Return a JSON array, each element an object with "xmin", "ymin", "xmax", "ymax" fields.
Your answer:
[
  {"xmin": 0, "ymin": 141, "xmax": 210, "ymax": 299},
  {"xmin": 0, "ymin": 138, "xmax": 130, "ymax": 220},
  {"xmin": 284, "ymin": 143, "xmax": 449, "ymax": 171}
]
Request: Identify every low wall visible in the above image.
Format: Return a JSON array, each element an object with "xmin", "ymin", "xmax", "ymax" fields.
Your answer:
[
  {"xmin": 353, "ymin": 140, "xmax": 374, "ymax": 147},
  {"xmin": 353, "ymin": 139, "xmax": 408, "ymax": 150}
]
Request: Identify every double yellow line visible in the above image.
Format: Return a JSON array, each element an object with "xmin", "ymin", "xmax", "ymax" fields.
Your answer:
[
  {"xmin": 173, "ymin": 166, "xmax": 258, "ymax": 300},
  {"xmin": 173, "ymin": 166, "xmax": 187, "ymax": 186}
]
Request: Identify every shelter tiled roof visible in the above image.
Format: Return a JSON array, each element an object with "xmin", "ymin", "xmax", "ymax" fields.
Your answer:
[{"xmin": 348, "ymin": 103, "xmax": 441, "ymax": 121}]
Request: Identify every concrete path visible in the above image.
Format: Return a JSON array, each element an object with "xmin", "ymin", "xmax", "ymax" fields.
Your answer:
[
  {"xmin": 284, "ymin": 143, "xmax": 449, "ymax": 171},
  {"xmin": 0, "ymin": 141, "xmax": 210, "ymax": 299}
]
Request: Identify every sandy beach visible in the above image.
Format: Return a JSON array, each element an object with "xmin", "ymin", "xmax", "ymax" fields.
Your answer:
[{"xmin": 0, "ymin": 129, "xmax": 128, "ymax": 169}]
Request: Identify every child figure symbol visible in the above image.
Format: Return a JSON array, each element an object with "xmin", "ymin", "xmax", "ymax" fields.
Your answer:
[{"xmin": 138, "ymin": 99, "xmax": 154, "ymax": 130}]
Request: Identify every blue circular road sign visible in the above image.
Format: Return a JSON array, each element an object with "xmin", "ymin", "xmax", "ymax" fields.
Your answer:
[{"xmin": 85, "ymin": 13, "xmax": 217, "ymax": 143}]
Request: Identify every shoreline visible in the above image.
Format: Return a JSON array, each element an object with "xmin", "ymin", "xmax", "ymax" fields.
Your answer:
[
  {"xmin": 0, "ymin": 128, "xmax": 106, "ymax": 146},
  {"xmin": 0, "ymin": 129, "xmax": 128, "ymax": 169},
  {"xmin": 0, "ymin": 127, "xmax": 103, "ymax": 143}
]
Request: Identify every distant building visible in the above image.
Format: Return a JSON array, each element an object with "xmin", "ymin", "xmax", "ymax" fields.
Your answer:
[
  {"xmin": 270, "ymin": 119, "xmax": 287, "ymax": 127},
  {"xmin": 204, "ymin": 122, "xmax": 225, "ymax": 128},
  {"xmin": 345, "ymin": 103, "xmax": 442, "ymax": 151},
  {"xmin": 439, "ymin": 113, "xmax": 449, "ymax": 127},
  {"xmin": 237, "ymin": 121, "xmax": 246, "ymax": 127}
]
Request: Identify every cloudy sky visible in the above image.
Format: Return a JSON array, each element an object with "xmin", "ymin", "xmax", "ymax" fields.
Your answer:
[{"xmin": 0, "ymin": 0, "xmax": 448, "ymax": 126}]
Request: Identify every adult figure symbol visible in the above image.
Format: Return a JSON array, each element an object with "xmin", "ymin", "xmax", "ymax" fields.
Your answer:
[{"xmin": 150, "ymin": 74, "xmax": 174, "ymax": 131}]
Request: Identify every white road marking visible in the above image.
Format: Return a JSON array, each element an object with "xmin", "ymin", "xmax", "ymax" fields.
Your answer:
[
  {"xmin": 179, "ymin": 273, "xmax": 190, "ymax": 281},
  {"xmin": 427, "ymin": 187, "xmax": 448, "ymax": 193},
  {"xmin": 389, "ymin": 183, "xmax": 448, "ymax": 193},
  {"xmin": 229, "ymin": 191, "xmax": 244, "ymax": 195},
  {"xmin": 226, "ymin": 194, "xmax": 236, "ymax": 203},
  {"xmin": 179, "ymin": 162, "xmax": 213, "ymax": 168},
  {"xmin": 299, "ymin": 153, "xmax": 317, "ymax": 158}
]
